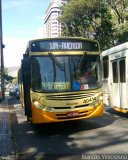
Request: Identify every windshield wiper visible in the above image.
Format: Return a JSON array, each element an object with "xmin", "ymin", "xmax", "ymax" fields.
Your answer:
[
  {"xmin": 48, "ymin": 52, "xmax": 65, "ymax": 71},
  {"xmin": 75, "ymin": 52, "xmax": 87, "ymax": 70}
]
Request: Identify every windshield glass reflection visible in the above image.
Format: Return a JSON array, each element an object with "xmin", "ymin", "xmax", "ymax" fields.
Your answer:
[{"xmin": 30, "ymin": 54, "xmax": 102, "ymax": 92}]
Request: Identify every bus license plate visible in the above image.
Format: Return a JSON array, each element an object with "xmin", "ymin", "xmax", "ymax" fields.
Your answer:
[{"xmin": 67, "ymin": 112, "xmax": 79, "ymax": 117}]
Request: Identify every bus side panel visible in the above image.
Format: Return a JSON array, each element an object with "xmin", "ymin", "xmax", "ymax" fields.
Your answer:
[
  {"xmin": 102, "ymin": 80, "xmax": 110, "ymax": 106},
  {"xmin": 102, "ymin": 44, "xmax": 128, "ymax": 113},
  {"xmin": 109, "ymin": 51, "xmax": 128, "ymax": 111},
  {"xmin": 101, "ymin": 54, "xmax": 110, "ymax": 106}
]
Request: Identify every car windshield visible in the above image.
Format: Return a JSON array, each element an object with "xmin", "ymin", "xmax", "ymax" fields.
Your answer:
[{"xmin": 30, "ymin": 54, "xmax": 102, "ymax": 92}]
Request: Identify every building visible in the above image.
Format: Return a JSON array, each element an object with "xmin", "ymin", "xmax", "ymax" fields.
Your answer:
[
  {"xmin": 44, "ymin": 0, "xmax": 69, "ymax": 38},
  {"xmin": 42, "ymin": 26, "xmax": 46, "ymax": 38}
]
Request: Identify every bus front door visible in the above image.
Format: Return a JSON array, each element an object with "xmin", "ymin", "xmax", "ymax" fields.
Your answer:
[{"xmin": 110, "ymin": 58, "xmax": 127, "ymax": 111}]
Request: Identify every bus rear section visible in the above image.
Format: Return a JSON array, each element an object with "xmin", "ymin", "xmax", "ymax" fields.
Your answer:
[
  {"xmin": 20, "ymin": 37, "xmax": 104, "ymax": 124},
  {"xmin": 101, "ymin": 42, "xmax": 128, "ymax": 113}
]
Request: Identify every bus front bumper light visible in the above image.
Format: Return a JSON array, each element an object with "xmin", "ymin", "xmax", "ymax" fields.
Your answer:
[{"xmin": 33, "ymin": 101, "xmax": 39, "ymax": 106}]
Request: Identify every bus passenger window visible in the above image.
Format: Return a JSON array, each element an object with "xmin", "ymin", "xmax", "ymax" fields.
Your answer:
[
  {"xmin": 103, "ymin": 56, "xmax": 109, "ymax": 79},
  {"xmin": 120, "ymin": 59, "xmax": 125, "ymax": 83},
  {"xmin": 112, "ymin": 61, "xmax": 118, "ymax": 83}
]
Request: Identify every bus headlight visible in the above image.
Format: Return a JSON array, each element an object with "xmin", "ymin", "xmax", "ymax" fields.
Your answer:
[
  {"xmin": 33, "ymin": 100, "xmax": 45, "ymax": 109},
  {"xmin": 33, "ymin": 100, "xmax": 52, "ymax": 112},
  {"xmin": 33, "ymin": 101, "xmax": 39, "ymax": 106}
]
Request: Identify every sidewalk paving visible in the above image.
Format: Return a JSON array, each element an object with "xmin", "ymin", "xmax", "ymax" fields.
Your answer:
[{"xmin": 0, "ymin": 95, "xmax": 16, "ymax": 160}]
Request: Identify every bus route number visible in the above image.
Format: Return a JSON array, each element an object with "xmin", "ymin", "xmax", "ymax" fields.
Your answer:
[{"xmin": 50, "ymin": 42, "xmax": 83, "ymax": 50}]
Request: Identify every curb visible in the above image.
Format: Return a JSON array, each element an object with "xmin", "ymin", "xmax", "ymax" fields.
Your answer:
[{"xmin": 0, "ymin": 96, "xmax": 17, "ymax": 159}]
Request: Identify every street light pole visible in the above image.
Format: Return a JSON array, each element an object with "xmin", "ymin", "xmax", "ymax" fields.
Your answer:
[{"xmin": 0, "ymin": 0, "xmax": 5, "ymax": 101}]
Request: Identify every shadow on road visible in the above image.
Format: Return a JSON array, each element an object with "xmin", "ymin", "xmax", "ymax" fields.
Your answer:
[
  {"xmin": 8, "ymin": 98, "xmax": 121, "ymax": 160},
  {"xmin": 104, "ymin": 104, "xmax": 128, "ymax": 119}
]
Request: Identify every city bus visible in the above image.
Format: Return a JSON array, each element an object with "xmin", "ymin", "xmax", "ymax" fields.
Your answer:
[
  {"xmin": 19, "ymin": 37, "xmax": 103, "ymax": 124},
  {"xmin": 101, "ymin": 42, "xmax": 128, "ymax": 113}
]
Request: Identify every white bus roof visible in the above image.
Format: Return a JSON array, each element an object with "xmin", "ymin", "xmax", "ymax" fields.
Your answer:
[{"xmin": 101, "ymin": 42, "xmax": 128, "ymax": 56}]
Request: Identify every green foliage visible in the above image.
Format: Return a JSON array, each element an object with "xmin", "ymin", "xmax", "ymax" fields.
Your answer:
[
  {"xmin": 94, "ymin": 2, "xmax": 116, "ymax": 49},
  {"xmin": 59, "ymin": 0, "xmax": 128, "ymax": 50},
  {"xmin": 59, "ymin": 0, "xmax": 92, "ymax": 37},
  {"xmin": 4, "ymin": 74, "xmax": 14, "ymax": 81},
  {"xmin": 115, "ymin": 22, "xmax": 128, "ymax": 44},
  {"xmin": 106, "ymin": 0, "xmax": 128, "ymax": 24},
  {"xmin": 0, "ymin": 66, "xmax": 14, "ymax": 81},
  {"xmin": 59, "ymin": 0, "xmax": 115, "ymax": 50},
  {"xmin": 105, "ymin": 0, "xmax": 128, "ymax": 46}
]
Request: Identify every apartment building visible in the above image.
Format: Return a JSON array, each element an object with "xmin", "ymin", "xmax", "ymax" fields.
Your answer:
[{"xmin": 44, "ymin": 0, "xmax": 69, "ymax": 38}]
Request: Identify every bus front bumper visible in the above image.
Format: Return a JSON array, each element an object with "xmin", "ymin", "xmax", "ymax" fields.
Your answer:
[{"xmin": 31, "ymin": 101, "xmax": 104, "ymax": 124}]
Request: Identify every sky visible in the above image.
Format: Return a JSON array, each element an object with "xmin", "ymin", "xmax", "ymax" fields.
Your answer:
[{"xmin": 2, "ymin": 0, "xmax": 51, "ymax": 67}]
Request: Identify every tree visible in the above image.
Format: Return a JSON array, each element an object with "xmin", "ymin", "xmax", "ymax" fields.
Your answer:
[
  {"xmin": 115, "ymin": 22, "xmax": 128, "ymax": 44},
  {"xmin": 106, "ymin": 0, "xmax": 128, "ymax": 24},
  {"xmin": 0, "ymin": 66, "xmax": 14, "ymax": 82},
  {"xmin": 94, "ymin": 2, "xmax": 116, "ymax": 49},
  {"xmin": 106, "ymin": 0, "xmax": 128, "ymax": 45},
  {"xmin": 59, "ymin": 0, "xmax": 115, "ymax": 50},
  {"xmin": 59, "ymin": 0, "xmax": 92, "ymax": 37}
]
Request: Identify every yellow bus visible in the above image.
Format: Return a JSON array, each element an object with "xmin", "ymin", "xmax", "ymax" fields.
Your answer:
[{"xmin": 19, "ymin": 37, "xmax": 103, "ymax": 124}]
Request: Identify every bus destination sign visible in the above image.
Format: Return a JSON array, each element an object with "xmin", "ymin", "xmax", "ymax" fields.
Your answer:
[
  {"xmin": 50, "ymin": 42, "xmax": 82, "ymax": 50},
  {"xmin": 31, "ymin": 39, "xmax": 99, "ymax": 52}
]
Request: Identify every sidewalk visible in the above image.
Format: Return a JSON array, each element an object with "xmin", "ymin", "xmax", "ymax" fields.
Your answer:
[{"xmin": 0, "ymin": 95, "xmax": 16, "ymax": 160}]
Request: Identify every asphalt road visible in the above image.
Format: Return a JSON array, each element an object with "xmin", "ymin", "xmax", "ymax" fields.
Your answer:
[{"xmin": 8, "ymin": 98, "xmax": 128, "ymax": 160}]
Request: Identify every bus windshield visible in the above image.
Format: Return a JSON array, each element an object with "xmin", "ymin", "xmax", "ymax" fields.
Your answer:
[{"xmin": 30, "ymin": 54, "xmax": 102, "ymax": 92}]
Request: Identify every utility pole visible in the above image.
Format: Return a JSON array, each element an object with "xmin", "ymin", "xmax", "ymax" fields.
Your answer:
[{"xmin": 0, "ymin": 0, "xmax": 5, "ymax": 101}]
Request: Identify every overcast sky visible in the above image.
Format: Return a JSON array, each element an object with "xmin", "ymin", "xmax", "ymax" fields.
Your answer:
[{"xmin": 2, "ymin": 0, "xmax": 51, "ymax": 67}]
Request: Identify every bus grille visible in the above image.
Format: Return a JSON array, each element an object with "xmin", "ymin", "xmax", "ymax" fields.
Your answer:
[
  {"xmin": 46, "ymin": 91, "xmax": 98, "ymax": 100},
  {"xmin": 45, "ymin": 91, "xmax": 100, "ymax": 119},
  {"xmin": 53, "ymin": 104, "xmax": 89, "ymax": 110}
]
